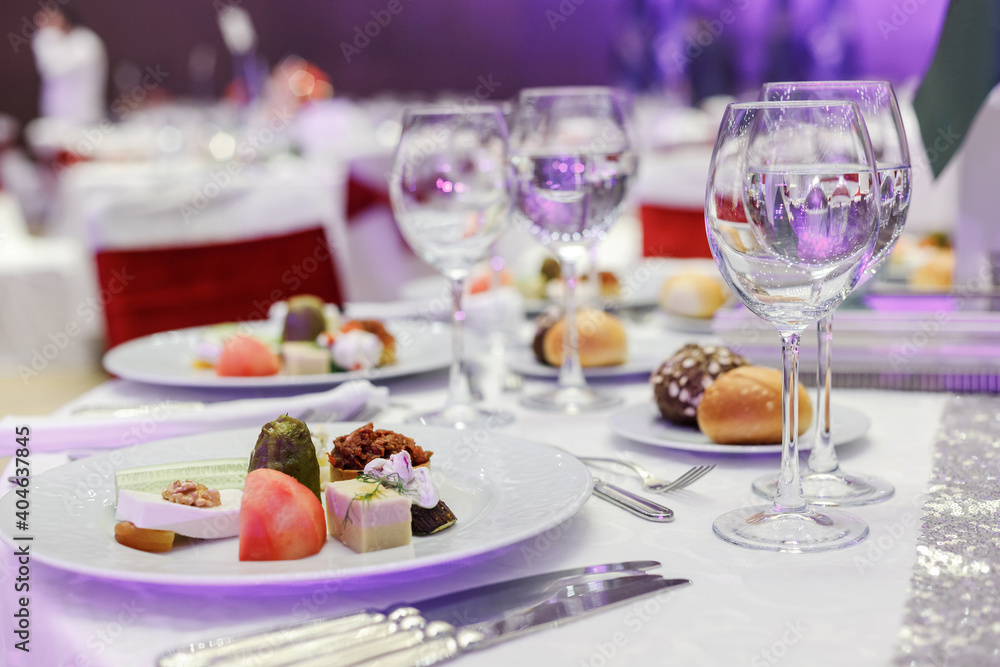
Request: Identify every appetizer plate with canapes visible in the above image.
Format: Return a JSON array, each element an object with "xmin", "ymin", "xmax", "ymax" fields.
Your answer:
[
  {"xmin": 607, "ymin": 403, "xmax": 871, "ymax": 454},
  {"xmin": 0, "ymin": 423, "xmax": 592, "ymax": 586},
  {"xmin": 103, "ymin": 319, "xmax": 451, "ymax": 388}
]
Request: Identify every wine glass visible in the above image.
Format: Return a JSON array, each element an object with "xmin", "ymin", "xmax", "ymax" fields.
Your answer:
[
  {"xmin": 753, "ymin": 81, "xmax": 911, "ymax": 506},
  {"xmin": 389, "ymin": 105, "xmax": 515, "ymax": 429},
  {"xmin": 706, "ymin": 100, "xmax": 879, "ymax": 552},
  {"xmin": 509, "ymin": 86, "xmax": 638, "ymax": 413}
]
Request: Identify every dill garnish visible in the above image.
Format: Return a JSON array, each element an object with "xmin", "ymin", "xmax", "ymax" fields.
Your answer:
[{"xmin": 341, "ymin": 473, "xmax": 406, "ymax": 529}]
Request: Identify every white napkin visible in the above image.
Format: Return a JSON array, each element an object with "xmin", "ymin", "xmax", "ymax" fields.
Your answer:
[
  {"xmin": 344, "ymin": 300, "xmax": 431, "ymax": 321},
  {"xmin": 1, "ymin": 453, "xmax": 70, "ymax": 496},
  {"xmin": 0, "ymin": 380, "xmax": 388, "ymax": 456}
]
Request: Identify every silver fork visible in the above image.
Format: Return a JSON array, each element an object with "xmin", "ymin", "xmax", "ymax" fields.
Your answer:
[{"xmin": 579, "ymin": 457, "xmax": 716, "ymax": 494}]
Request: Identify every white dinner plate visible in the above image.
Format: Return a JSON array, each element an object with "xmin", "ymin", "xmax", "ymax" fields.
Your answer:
[
  {"xmin": 607, "ymin": 403, "xmax": 871, "ymax": 454},
  {"xmin": 0, "ymin": 423, "xmax": 592, "ymax": 586},
  {"xmin": 103, "ymin": 320, "xmax": 451, "ymax": 388}
]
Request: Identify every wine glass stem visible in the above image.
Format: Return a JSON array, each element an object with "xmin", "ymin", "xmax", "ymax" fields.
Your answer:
[
  {"xmin": 772, "ymin": 329, "xmax": 807, "ymax": 513},
  {"xmin": 446, "ymin": 275, "xmax": 474, "ymax": 408},
  {"xmin": 587, "ymin": 244, "xmax": 600, "ymax": 307},
  {"xmin": 557, "ymin": 256, "xmax": 586, "ymax": 390},
  {"xmin": 808, "ymin": 314, "xmax": 839, "ymax": 474}
]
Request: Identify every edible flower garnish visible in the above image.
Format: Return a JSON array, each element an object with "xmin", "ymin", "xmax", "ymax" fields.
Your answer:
[
  {"xmin": 322, "ymin": 329, "xmax": 383, "ymax": 371},
  {"xmin": 361, "ymin": 451, "xmax": 438, "ymax": 508}
]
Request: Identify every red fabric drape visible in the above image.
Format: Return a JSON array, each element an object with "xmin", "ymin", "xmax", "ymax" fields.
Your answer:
[
  {"xmin": 639, "ymin": 204, "xmax": 713, "ymax": 258},
  {"xmin": 95, "ymin": 226, "xmax": 343, "ymax": 348}
]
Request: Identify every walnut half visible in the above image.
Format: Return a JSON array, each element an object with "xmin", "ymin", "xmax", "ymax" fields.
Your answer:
[{"xmin": 162, "ymin": 480, "xmax": 221, "ymax": 508}]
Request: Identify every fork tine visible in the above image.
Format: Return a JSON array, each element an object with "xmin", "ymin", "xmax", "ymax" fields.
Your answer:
[
  {"xmin": 659, "ymin": 465, "xmax": 716, "ymax": 492},
  {"xmin": 658, "ymin": 469, "xmax": 698, "ymax": 493},
  {"xmin": 683, "ymin": 465, "xmax": 716, "ymax": 485}
]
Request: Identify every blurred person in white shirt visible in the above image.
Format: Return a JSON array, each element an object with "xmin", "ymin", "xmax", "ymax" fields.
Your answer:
[{"xmin": 31, "ymin": 6, "xmax": 107, "ymax": 125}]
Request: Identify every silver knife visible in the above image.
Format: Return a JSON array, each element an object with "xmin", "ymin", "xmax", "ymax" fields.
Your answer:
[
  {"xmin": 157, "ymin": 561, "xmax": 660, "ymax": 667},
  {"xmin": 164, "ymin": 575, "xmax": 689, "ymax": 667},
  {"xmin": 286, "ymin": 575, "xmax": 690, "ymax": 667}
]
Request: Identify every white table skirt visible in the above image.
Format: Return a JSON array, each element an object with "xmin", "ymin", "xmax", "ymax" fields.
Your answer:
[{"xmin": 0, "ymin": 349, "xmax": 945, "ymax": 666}]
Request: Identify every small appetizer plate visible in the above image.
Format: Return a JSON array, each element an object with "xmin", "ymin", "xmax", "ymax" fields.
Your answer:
[
  {"xmin": 607, "ymin": 403, "xmax": 871, "ymax": 454},
  {"xmin": 103, "ymin": 320, "xmax": 451, "ymax": 389}
]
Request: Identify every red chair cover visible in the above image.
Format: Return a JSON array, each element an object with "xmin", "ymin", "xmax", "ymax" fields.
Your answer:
[
  {"xmin": 345, "ymin": 171, "xmax": 392, "ymax": 219},
  {"xmin": 639, "ymin": 203, "xmax": 713, "ymax": 258},
  {"xmin": 95, "ymin": 226, "xmax": 343, "ymax": 348}
]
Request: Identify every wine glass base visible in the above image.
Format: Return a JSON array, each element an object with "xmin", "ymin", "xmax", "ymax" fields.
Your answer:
[
  {"xmin": 752, "ymin": 470, "xmax": 895, "ymax": 507},
  {"xmin": 519, "ymin": 386, "xmax": 622, "ymax": 414},
  {"xmin": 713, "ymin": 505, "xmax": 869, "ymax": 553},
  {"xmin": 406, "ymin": 404, "xmax": 515, "ymax": 430}
]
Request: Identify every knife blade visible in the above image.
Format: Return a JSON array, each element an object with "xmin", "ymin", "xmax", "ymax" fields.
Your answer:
[
  {"xmin": 290, "ymin": 575, "xmax": 691, "ymax": 667},
  {"xmin": 157, "ymin": 561, "xmax": 660, "ymax": 667},
  {"xmin": 408, "ymin": 559, "xmax": 660, "ymax": 627}
]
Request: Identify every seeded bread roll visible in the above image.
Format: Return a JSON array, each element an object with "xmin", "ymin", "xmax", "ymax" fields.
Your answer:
[
  {"xmin": 651, "ymin": 344, "xmax": 747, "ymax": 426},
  {"xmin": 696, "ymin": 366, "xmax": 812, "ymax": 445}
]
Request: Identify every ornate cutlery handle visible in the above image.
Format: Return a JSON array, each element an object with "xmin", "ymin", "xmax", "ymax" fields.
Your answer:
[{"xmin": 592, "ymin": 480, "xmax": 674, "ymax": 522}]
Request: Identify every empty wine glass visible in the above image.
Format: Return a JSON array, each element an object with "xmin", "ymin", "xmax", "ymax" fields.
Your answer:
[
  {"xmin": 389, "ymin": 106, "xmax": 515, "ymax": 429},
  {"xmin": 706, "ymin": 101, "xmax": 879, "ymax": 552},
  {"xmin": 753, "ymin": 81, "xmax": 911, "ymax": 506},
  {"xmin": 509, "ymin": 86, "xmax": 638, "ymax": 414}
]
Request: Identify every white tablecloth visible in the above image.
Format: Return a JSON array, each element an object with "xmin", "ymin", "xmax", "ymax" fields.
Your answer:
[{"xmin": 0, "ymin": 330, "xmax": 945, "ymax": 666}]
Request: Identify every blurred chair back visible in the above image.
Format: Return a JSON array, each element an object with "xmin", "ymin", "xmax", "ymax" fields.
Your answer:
[
  {"xmin": 635, "ymin": 145, "xmax": 714, "ymax": 259},
  {"xmin": 639, "ymin": 203, "xmax": 712, "ymax": 258},
  {"xmin": 53, "ymin": 159, "xmax": 350, "ymax": 348},
  {"xmin": 96, "ymin": 225, "xmax": 343, "ymax": 348}
]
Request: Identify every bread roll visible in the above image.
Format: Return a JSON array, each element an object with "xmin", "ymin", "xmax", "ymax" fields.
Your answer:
[
  {"xmin": 659, "ymin": 273, "xmax": 728, "ymax": 318},
  {"xmin": 696, "ymin": 366, "xmax": 812, "ymax": 445},
  {"xmin": 531, "ymin": 307, "xmax": 562, "ymax": 364},
  {"xmin": 542, "ymin": 308, "xmax": 626, "ymax": 367},
  {"xmin": 908, "ymin": 249, "xmax": 953, "ymax": 291}
]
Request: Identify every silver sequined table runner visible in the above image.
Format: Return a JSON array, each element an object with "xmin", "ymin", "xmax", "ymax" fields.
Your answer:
[{"xmin": 894, "ymin": 395, "xmax": 1000, "ymax": 666}]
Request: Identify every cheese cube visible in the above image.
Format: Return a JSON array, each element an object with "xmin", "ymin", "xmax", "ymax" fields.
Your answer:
[
  {"xmin": 281, "ymin": 342, "xmax": 331, "ymax": 375},
  {"xmin": 326, "ymin": 479, "xmax": 413, "ymax": 553},
  {"xmin": 325, "ymin": 479, "xmax": 412, "ymax": 553}
]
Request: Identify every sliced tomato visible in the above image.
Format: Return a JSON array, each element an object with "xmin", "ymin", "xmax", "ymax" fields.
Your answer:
[
  {"xmin": 216, "ymin": 335, "xmax": 280, "ymax": 377},
  {"xmin": 239, "ymin": 468, "xmax": 326, "ymax": 561}
]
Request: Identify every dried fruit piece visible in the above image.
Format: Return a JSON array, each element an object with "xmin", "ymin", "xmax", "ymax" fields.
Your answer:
[{"xmin": 114, "ymin": 521, "xmax": 175, "ymax": 553}]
